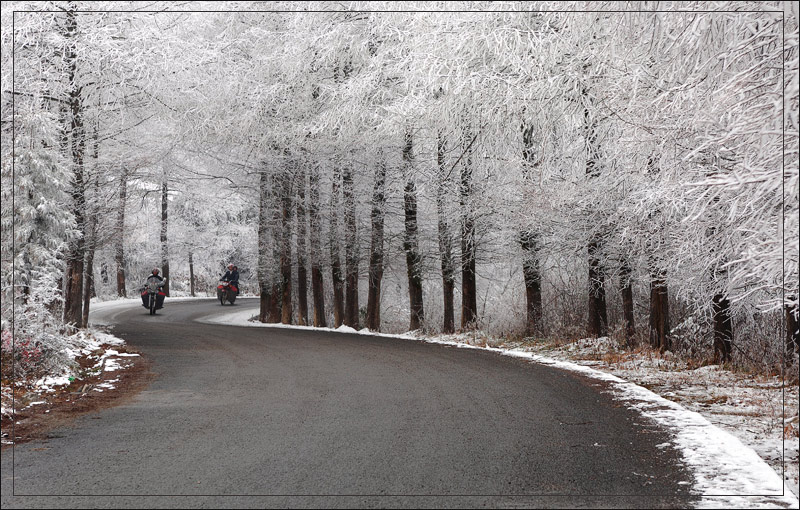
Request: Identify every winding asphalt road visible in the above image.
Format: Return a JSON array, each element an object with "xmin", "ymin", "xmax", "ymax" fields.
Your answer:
[{"xmin": 1, "ymin": 298, "xmax": 696, "ymax": 508}]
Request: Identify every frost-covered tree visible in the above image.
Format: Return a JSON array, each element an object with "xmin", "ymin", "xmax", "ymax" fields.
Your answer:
[{"xmin": 3, "ymin": 1, "xmax": 796, "ymax": 374}]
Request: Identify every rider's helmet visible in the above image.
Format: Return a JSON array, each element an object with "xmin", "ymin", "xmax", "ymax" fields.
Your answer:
[
  {"xmin": 227, "ymin": 263, "xmax": 234, "ymax": 270},
  {"xmin": 152, "ymin": 268, "xmax": 160, "ymax": 276}
]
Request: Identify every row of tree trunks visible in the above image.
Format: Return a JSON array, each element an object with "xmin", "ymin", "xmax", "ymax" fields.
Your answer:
[
  {"xmin": 343, "ymin": 162, "xmax": 359, "ymax": 328},
  {"xmin": 403, "ymin": 129, "xmax": 425, "ymax": 331},
  {"xmin": 254, "ymin": 154, "xmax": 753, "ymax": 364},
  {"xmin": 256, "ymin": 156, "xmax": 327, "ymax": 328},
  {"xmin": 436, "ymin": 131, "xmax": 456, "ymax": 334},
  {"xmin": 366, "ymin": 153, "xmax": 386, "ymax": 331}
]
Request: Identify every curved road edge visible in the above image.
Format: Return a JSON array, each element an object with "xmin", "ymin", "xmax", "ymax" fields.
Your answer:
[
  {"xmin": 89, "ymin": 297, "xmax": 799, "ymax": 509},
  {"xmin": 194, "ymin": 299, "xmax": 799, "ymax": 509}
]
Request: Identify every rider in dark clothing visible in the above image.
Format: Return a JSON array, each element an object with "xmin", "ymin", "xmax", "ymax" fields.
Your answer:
[
  {"xmin": 221, "ymin": 264, "xmax": 239, "ymax": 294},
  {"xmin": 145, "ymin": 268, "xmax": 164, "ymax": 284},
  {"xmin": 142, "ymin": 268, "xmax": 166, "ymax": 309}
]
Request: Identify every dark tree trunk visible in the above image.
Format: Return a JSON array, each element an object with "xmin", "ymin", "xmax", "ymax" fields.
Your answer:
[
  {"xmin": 520, "ymin": 231, "xmax": 543, "ymax": 336},
  {"xmin": 583, "ymin": 91, "xmax": 607, "ymax": 337},
  {"xmin": 260, "ymin": 289, "xmax": 269, "ymax": 322},
  {"xmin": 257, "ymin": 164, "xmax": 272, "ymax": 322},
  {"xmin": 587, "ymin": 240, "xmax": 608, "ymax": 337},
  {"xmin": 620, "ymin": 261, "xmax": 636, "ymax": 346},
  {"xmin": 267, "ymin": 279, "xmax": 283, "ymax": 323},
  {"xmin": 296, "ymin": 166, "xmax": 309, "ymax": 326},
  {"xmin": 268, "ymin": 179, "xmax": 284, "ymax": 325},
  {"xmin": 115, "ymin": 168, "xmax": 127, "ymax": 297},
  {"xmin": 649, "ymin": 268, "xmax": 671, "ymax": 352},
  {"xmin": 713, "ymin": 294, "xmax": 733, "ymax": 363},
  {"xmin": 441, "ymin": 269, "xmax": 455, "ymax": 334},
  {"xmin": 643, "ymin": 156, "xmax": 665, "ymax": 349},
  {"xmin": 343, "ymin": 163, "xmax": 359, "ymax": 328},
  {"xmin": 330, "ymin": 165, "xmax": 345, "ymax": 327},
  {"xmin": 82, "ymin": 247, "xmax": 94, "ymax": 328},
  {"xmin": 160, "ymin": 177, "xmax": 170, "ymax": 297},
  {"xmin": 403, "ymin": 129, "xmax": 425, "ymax": 331},
  {"xmin": 787, "ymin": 298, "xmax": 799, "ymax": 356},
  {"xmin": 309, "ymin": 164, "xmax": 326, "ymax": 327},
  {"xmin": 366, "ymin": 154, "xmax": 386, "ymax": 331},
  {"xmin": 460, "ymin": 124, "xmax": 477, "ymax": 330},
  {"xmin": 257, "ymin": 168, "xmax": 268, "ymax": 322},
  {"xmin": 63, "ymin": 184, "xmax": 84, "ymax": 326},
  {"xmin": 189, "ymin": 251, "xmax": 195, "ymax": 297},
  {"xmin": 63, "ymin": 187, "xmax": 84, "ymax": 323},
  {"xmin": 279, "ymin": 169, "xmax": 293, "ymax": 325},
  {"xmin": 63, "ymin": 8, "xmax": 85, "ymax": 328},
  {"xmin": 436, "ymin": 167, "xmax": 456, "ymax": 334},
  {"xmin": 436, "ymin": 131, "xmax": 456, "ymax": 334},
  {"xmin": 520, "ymin": 121, "xmax": 543, "ymax": 335}
]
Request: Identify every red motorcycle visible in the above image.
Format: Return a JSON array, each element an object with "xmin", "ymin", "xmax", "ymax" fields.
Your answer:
[{"xmin": 217, "ymin": 281, "xmax": 238, "ymax": 305}]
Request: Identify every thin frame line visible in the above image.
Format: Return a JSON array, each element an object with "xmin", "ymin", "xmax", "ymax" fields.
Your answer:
[{"xmin": 7, "ymin": 5, "xmax": 792, "ymax": 502}]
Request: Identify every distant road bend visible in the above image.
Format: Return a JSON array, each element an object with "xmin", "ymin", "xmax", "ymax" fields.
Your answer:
[{"xmin": 1, "ymin": 298, "xmax": 696, "ymax": 508}]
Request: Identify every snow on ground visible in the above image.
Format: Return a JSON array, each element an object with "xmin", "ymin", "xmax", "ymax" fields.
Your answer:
[
  {"xmin": 200, "ymin": 306, "xmax": 799, "ymax": 509},
  {"xmin": 30, "ymin": 329, "xmax": 136, "ymax": 394},
  {"xmin": 522, "ymin": 337, "xmax": 800, "ymax": 505},
  {"xmin": 2, "ymin": 304, "xmax": 140, "ymax": 442}
]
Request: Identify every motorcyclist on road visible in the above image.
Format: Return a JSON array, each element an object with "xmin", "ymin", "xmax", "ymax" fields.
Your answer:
[
  {"xmin": 221, "ymin": 263, "xmax": 239, "ymax": 294},
  {"xmin": 141, "ymin": 268, "xmax": 166, "ymax": 309}
]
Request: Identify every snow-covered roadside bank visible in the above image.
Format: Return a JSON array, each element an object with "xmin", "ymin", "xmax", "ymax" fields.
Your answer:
[
  {"xmin": 202, "ymin": 307, "xmax": 799, "ymax": 509},
  {"xmin": 524, "ymin": 337, "xmax": 800, "ymax": 504},
  {"xmin": 1, "ymin": 325, "xmax": 142, "ymax": 447},
  {"xmin": 0, "ymin": 296, "xmax": 206, "ymax": 445}
]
